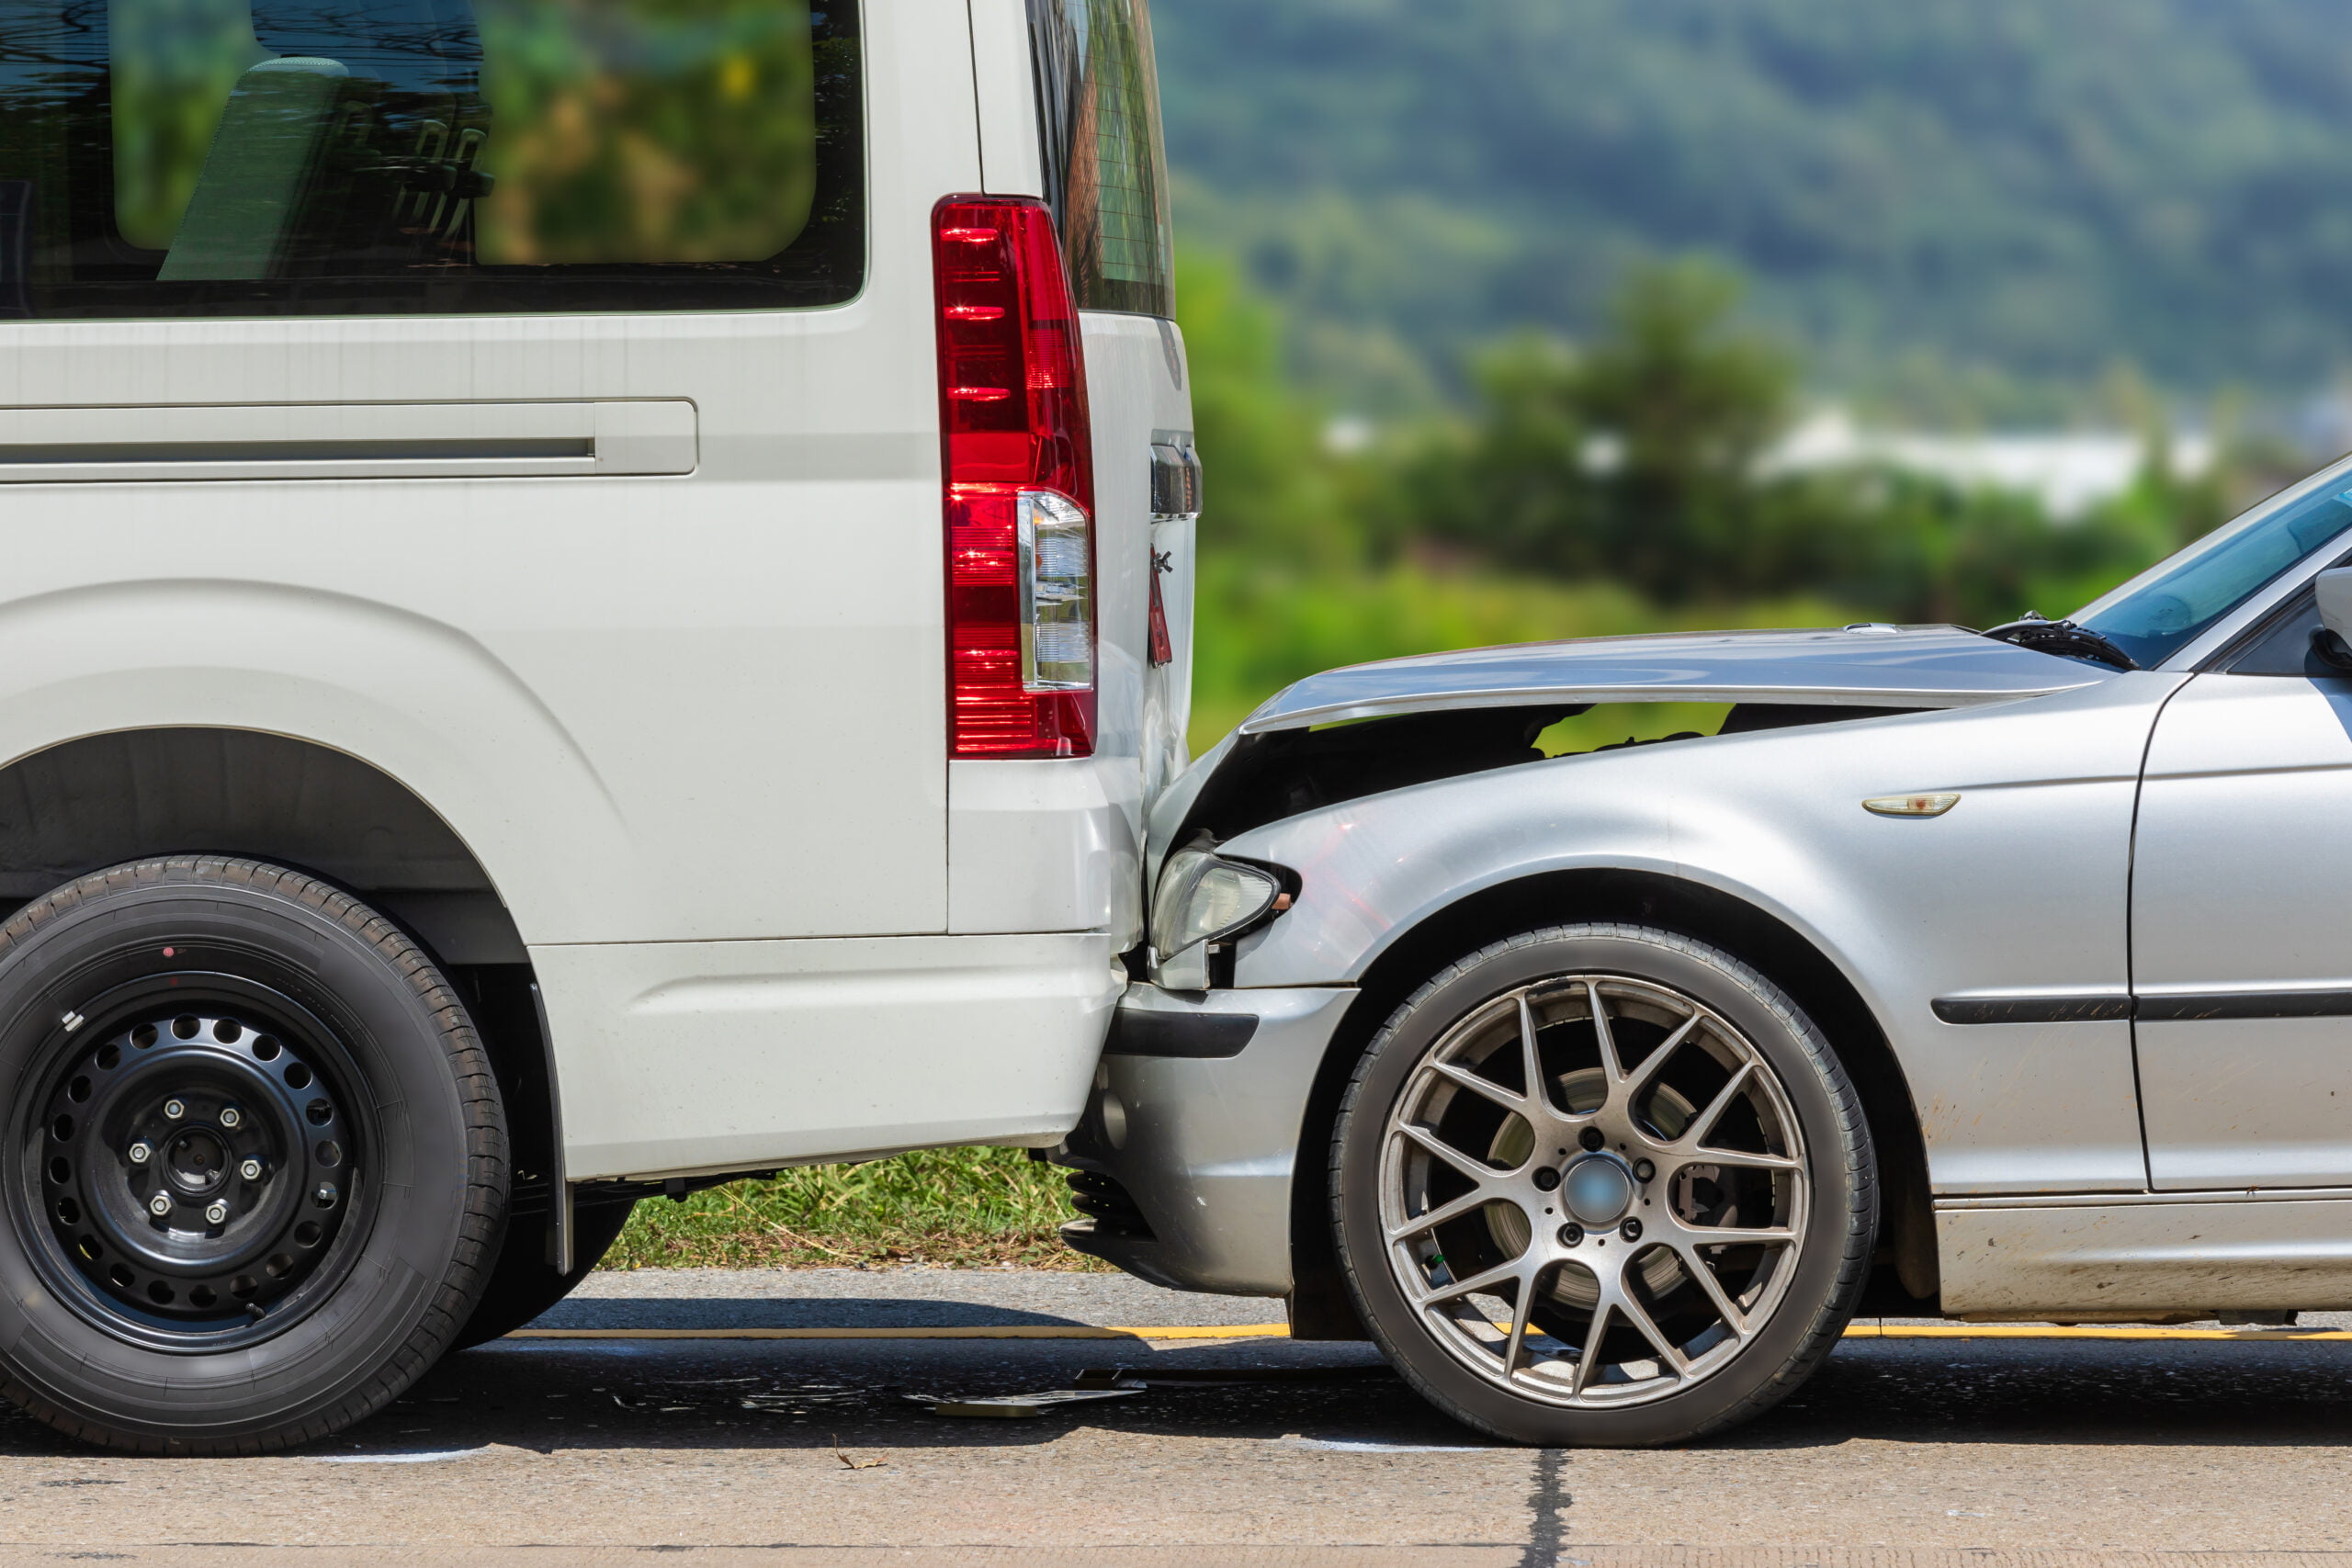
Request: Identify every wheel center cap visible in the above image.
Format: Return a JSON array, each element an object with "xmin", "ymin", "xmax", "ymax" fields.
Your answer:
[
  {"xmin": 1561, "ymin": 1154, "xmax": 1635, "ymax": 1227},
  {"xmin": 165, "ymin": 1129, "xmax": 229, "ymax": 1195}
]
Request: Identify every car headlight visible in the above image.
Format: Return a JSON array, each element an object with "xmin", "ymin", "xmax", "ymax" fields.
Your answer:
[{"xmin": 1149, "ymin": 847, "xmax": 1286, "ymax": 991}]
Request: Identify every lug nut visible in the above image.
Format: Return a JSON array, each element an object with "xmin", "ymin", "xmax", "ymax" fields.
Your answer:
[
  {"xmin": 1557, "ymin": 1222, "xmax": 1584, "ymax": 1247},
  {"xmin": 1531, "ymin": 1167, "xmax": 1561, "ymax": 1192},
  {"xmin": 147, "ymin": 1191, "xmax": 172, "ymax": 1217},
  {"xmin": 1578, "ymin": 1126, "xmax": 1605, "ymax": 1152},
  {"xmin": 204, "ymin": 1201, "xmax": 228, "ymax": 1225},
  {"xmin": 219, "ymin": 1107, "xmax": 242, "ymax": 1130},
  {"xmin": 1620, "ymin": 1217, "xmax": 1644, "ymax": 1242},
  {"xmin": 127, "ymin": 1141, "xmax": 152, "ymax": 1165},
  {"xmin": 162, "ymin": 1099, "xmax": 186, "ymax": 1121},
  {"xmin": 1633, "ymin": 1158, "xmax": 1656, "ymax": 1182},
  {"xmin": 239, "ymin": 1158, "xmax": 264, "ymax": 1181},
  {"xmin": 313, "ymin": 1183, "xmax": 337, "ymax": 1209}
]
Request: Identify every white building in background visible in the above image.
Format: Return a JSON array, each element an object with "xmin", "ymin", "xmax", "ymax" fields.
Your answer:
[
  {"xmin": 1765, "ymin": 407, "xmax": 2214, "ymax": 520},
  {"xmin": 1325, "ymin": 404, "xmax": 2220, "ymax": 519}
]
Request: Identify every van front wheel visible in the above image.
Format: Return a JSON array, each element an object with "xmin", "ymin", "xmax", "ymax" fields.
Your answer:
[{"xmin": 0, "ymin": 857, "xmax": 506, "ymax": 1453}]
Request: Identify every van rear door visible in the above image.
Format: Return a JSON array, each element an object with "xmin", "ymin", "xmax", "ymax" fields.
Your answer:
[{"xmin": 975, "ymin": 0, "xmax": 1196, "ymax": 822}]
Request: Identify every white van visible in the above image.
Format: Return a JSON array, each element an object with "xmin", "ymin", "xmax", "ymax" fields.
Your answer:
[{"xmin": 0, "ymin": 0, "xmax": 1193, "ymax": 1450}]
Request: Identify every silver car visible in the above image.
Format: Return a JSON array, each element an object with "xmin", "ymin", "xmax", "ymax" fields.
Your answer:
[{"xmin": 1051, "ymin": 453, "xmax": 2352, "ymax": 1446}]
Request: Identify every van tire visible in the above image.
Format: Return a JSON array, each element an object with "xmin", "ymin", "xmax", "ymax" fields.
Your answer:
[
  {"xmin": 0, "ymin": 857, "xmax": 506, "ymax": 1453},
  {"xmin": 453, "ymin": 1196, "xmax": 638, "ymax": 1348}
]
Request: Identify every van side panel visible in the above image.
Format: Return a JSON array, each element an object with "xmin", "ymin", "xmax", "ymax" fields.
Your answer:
[{"xmin": 0, "ymin": 3, "xmax": 1127, "ymax": 1179}]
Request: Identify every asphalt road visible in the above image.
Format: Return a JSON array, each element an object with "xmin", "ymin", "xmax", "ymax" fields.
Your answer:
[{"xmin": 5, "ymin": 1269, "xmax": 2352, "ymax": 1567}]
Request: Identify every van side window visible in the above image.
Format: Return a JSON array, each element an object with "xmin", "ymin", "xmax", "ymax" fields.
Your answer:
[
  {"xmin": 1028, "ymin": 0, "xmax": 1171, "ymax": 319},
  {"xmin": 0, "ymin": 0, "xmax": 862, "ymax": 318}
]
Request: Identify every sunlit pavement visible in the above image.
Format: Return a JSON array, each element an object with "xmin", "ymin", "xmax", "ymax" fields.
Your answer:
[{"xmin": 5, "ymin": 1270, "xmax": 2352, "ymax": 1566}]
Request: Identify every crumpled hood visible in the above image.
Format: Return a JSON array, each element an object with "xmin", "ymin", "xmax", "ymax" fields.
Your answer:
[
  {"xmin": 1148, "ymin": 623, "xmax": 2109, "ymax": 878},
  {"xmin": 1237, "ymin": 623, "xmax": 2107, "ymax": 734}
]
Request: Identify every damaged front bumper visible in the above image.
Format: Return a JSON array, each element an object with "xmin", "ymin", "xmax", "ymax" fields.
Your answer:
[{"xmin": 1051, "ymin": 982, "xmax": 1355, "ymax": 1297}]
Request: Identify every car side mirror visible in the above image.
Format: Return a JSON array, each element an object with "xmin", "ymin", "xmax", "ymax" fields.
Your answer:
[
  {"xmin": 2313, "ymin": 568, "xmax": 2352, "ymax": 671},
  {"xmin": 2318, "ymin": 568, "xmax": 2352, "ymax": 643}
]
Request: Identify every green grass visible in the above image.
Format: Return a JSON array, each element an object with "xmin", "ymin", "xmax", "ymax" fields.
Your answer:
[{"xmin": 602, "ymin": 1145, "xmax": 1103, "ymax": 1271}]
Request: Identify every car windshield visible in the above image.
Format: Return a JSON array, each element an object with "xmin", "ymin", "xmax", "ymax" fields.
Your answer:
[{"xmin": 2074, "ymin": 465, "xmax": 2352, "ymax": 668}]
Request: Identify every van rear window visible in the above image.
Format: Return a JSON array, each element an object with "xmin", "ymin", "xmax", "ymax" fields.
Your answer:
[
  {"xmin": 1028, "ymin": 0, "xmax": 1171, "ymax": 319},
  {"xmin": 0, "ymin": 0, "xmax": 862, "ymax": 319}
]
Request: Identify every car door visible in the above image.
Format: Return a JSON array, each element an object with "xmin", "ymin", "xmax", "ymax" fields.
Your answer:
[{"xmin": 2132, "ymin": 588, "xmax": 2352, "ymax": 1188}]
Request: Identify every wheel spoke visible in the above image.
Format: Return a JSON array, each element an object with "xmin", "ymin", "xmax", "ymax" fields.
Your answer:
[
  {"xmin": 1427, "ymin": 1056, "xmax": 1527, "ymax": 1112},
  {"xmin": 1614, "ymin": 1284, "xmax": 1689, "ymax": 1375},
  {"xmin": 1586, "ymin": 981, "xmax": 1623, "ymax": 1085},
  {"xmin": 1386, "ymin": 1183, "xmax": 1502, "ymax": 1244},
  {"xmin": 1674, "ymin": 1241, "xmax": 1749, "ymax": 1334},
  {"xmin": 1624, "ymin": 1012, "xmax": 1702, "ymax": 1098},
  {"xmin": 1680, "ymin": 1222, "xmax": 1796, "ymax": 1244},
  {"xmin": 1569, "ymin": 1301, "xmax": 1613, "ymax": 1395},
  {"xmin": 1516, "ymin": 991, "xmax": 1548, "ymax": 1114},
  {"xmin": 1687, "ymin": 1149, "xmax": 1800, "ymax": 1175},
  {"xmin": 1680, "ymin": 1061, "xmax": 1755, "ymax": 1149},
  {"xmin": 1500, "ymin": 1272, "xmax": 1539, "ymax": 1376},
  {"xmin": 1415, "ymin": 1256, "xmax": 1525, "ymax": 1309},
  {"xmin": 1396, "ymin": 1122, "xmax": 1507, "ymax": 1181}
]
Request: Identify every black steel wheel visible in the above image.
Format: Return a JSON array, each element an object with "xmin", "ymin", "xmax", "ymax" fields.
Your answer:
[
  {"xmin": 0, "ymin": 857, "xmax": 506, "ymax": 1452},
  {"xmin": 28, "ymin": 985, "xmax": 372, "ymax": 1346}
]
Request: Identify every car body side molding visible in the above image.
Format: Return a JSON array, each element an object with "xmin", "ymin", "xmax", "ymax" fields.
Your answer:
[{"xmin": 1936, "ymin": 989, "xmax": 2352, "ymax": 1022}]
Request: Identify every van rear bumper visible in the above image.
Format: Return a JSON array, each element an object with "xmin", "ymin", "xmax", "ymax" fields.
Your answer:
[
  {"xmin": 947, "ymin": 756, "xmax": 1143, "ymax": 947},
  {"xmin": 1054, "ymin": 983, "xmax": 1356, "ymax": 1297},
  {"xmin": 537, "ymin": 931, "xmax": 1124, "ymax": 1180}
]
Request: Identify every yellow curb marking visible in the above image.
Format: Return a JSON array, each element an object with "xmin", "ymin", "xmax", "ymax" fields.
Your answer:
[
  {"xmin": 1849, "ymin": 1323, "xmax": 2352, "ymax": 1342},
  {"xmin": 507, "ymin": 1325, "xmax": 1291, "ymax": 1341},
  {"xmin": 506, "ymin": 1322, "xmax": 2352, "ymax": 1344}
]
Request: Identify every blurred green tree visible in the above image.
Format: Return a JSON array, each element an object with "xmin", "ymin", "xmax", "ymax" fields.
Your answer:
[
  {"xmin": 1175, "ymin": 250, "xmax": 1354, "ymax": 570},
  {"xmin": 1411, "ymin": 260, "xmax": 1797, "ymax": 602},
  {"xmin": 1576, "ymin": 260, "xmax": 1796, "ymax": 599},
  {"xmin": 1396, "ymin": 254, "xmax": 2246, "ymax": 627}
]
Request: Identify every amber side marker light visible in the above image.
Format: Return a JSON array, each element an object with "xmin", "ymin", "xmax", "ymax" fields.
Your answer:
[{"xmin": 1863, "ymin": 793, "xmax": 1961, "ymax": 818}]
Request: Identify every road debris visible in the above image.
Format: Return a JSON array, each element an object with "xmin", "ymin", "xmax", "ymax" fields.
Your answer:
[
  {"xmin": 900, "ymin": 1384, "xmax": 1145, "ymax": 1418},
  {"xmin": 1076, "ymin": 1364, "xmax": 1394, "ymax": 1389},
  {"xmin": 832, "ymin": 1437, "xmax": 886, "ymax": 1470}
]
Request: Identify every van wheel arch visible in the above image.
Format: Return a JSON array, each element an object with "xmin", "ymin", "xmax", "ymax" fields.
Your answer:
[
  {"xmin": 1284, "ymin": 868, "xmax": 1936, "ymax": 1340},
  {"xmin": 0, "ymin": 728, "xmax": 563, "ymax": 1308}
]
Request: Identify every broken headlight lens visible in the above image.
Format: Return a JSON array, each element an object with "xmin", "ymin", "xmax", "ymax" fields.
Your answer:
[{"xmin": 1150, "ymin": 848, "xmax": 1284, "ymax": 991}]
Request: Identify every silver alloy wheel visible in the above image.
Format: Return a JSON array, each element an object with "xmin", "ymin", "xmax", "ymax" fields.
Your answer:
[{"xmin": 1380, "ymin": 973, "xmax": 1807, "ymax": 1407}]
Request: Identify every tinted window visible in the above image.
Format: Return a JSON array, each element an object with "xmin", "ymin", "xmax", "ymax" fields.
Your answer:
[
  {"xmin": 2224, "ymin": 589, "xmax": 2337, "ymax": 676},
  {"xmin": 0, "ymin": 0, "xmax": 861, "ymax": 319},
  {"xmin": 1029, "ymin": 0, "xmax": 1170, "ymax": 318}
]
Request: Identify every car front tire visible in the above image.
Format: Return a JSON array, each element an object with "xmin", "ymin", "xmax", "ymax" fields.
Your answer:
[{"xmin": 1331, "ymin": 923, "xmax": 1873, "ymax": 1446}]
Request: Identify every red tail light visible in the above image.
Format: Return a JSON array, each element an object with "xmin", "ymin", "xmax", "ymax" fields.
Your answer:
[{"xmin": 933, "ymin": 196, "xmax": 1096, "ymax": 758}]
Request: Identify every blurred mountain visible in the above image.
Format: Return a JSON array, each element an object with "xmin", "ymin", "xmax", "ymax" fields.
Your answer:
[{"xmin": 1154, "ymin": 0, "xmax": 2352, "ymax": 416}]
